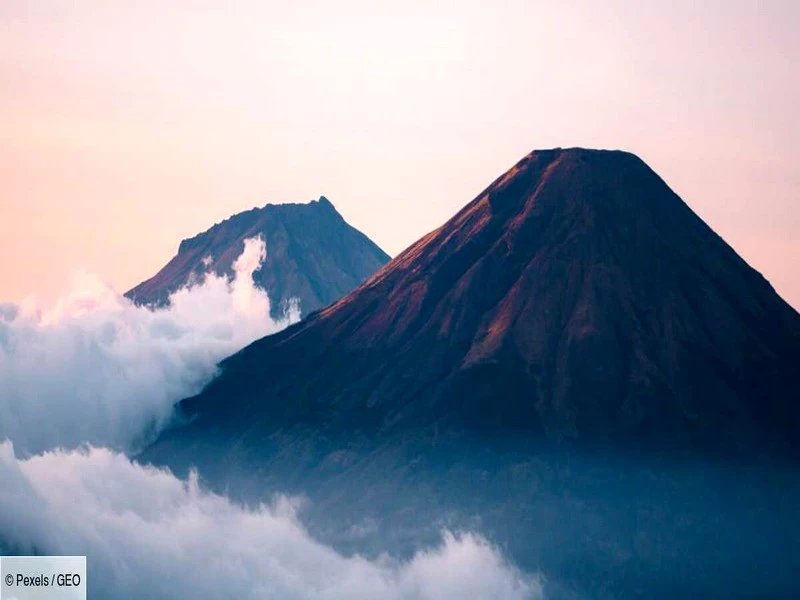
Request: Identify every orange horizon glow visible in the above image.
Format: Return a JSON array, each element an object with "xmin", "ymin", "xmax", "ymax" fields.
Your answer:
[{"xmin": 1, "ymin": 1, "xmax": 798, "ymax": 309}]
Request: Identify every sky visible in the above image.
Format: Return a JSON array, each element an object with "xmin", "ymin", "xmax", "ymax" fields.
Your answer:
[{"xmin": 1, "ymin": 0, "xmax": 798, "ymax": 308}]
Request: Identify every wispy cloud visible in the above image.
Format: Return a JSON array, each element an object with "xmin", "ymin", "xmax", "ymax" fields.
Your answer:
[
  {"xmin": 0, "ymin": 236, "xmax": 298, "ymax": 455},
  {"xmin": 0, "ymin": 441, "xmax": 543, "ymax": 600}
]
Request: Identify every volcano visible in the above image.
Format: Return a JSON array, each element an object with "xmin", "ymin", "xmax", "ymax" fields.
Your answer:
[
  {"xmin": 145, "ymin": 148, "xmax": 800, "ymax": 599},
  {"xmin": 160, "ymin": 148, "xmax": 799, "ymax": 455},
  {"xmin": 126, "ymin": 197, "xmax": 389, "ymax": 318}
]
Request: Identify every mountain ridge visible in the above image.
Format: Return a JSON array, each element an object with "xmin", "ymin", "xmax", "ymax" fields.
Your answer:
[
  {"xmin": 126, "ymin": 196, "xmax": 390, "ymax": 318},
  {"xmin": 143, "ymin": 147, "xmax": 800, "ymax": 599},
  {"xmin": 172, "ymin": 147, "xmax": 799, "ymax": 456}
]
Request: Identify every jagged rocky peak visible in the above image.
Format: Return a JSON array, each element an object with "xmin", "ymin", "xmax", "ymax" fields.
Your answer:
[{"xmin": 126, "ymin": 197, "xmax": 390, "ymax": 318}]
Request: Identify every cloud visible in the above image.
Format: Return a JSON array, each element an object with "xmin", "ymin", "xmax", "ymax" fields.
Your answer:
[
  {"xmin": 0, "ymin": 442, "xmax": 543, "ymax": 600},
  {"xmin": 0, "ymin": 236, "xmax": 298, "ymax": 455},
  {"xmin": 0, "ymin": 234, "xmax": 544, "ymax": 600}
]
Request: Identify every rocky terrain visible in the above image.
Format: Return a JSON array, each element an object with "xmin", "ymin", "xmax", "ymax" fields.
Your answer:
[
  {"xmin": 144, "ymin": 149, "xmax": 800, "ymax": 599},
  {"xmin": 126, "ymin": 197, "xmax": 390, "ymax": 318}
]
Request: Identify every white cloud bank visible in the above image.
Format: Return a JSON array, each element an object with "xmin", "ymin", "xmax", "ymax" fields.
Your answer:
[
  {"xmin": 0, "ymin": 237, "xmax": 299, "ymax": 455},
  {"xmin": 0, "ymin": 442, "xmax": 543, "ymax": 600},
  {"xmin": 0, "ymin": 235, "xmax": 544, "ymax": 599}
]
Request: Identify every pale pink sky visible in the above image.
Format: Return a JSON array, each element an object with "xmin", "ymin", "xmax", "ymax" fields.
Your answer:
[{"xmin": 1, "ymin": 1, "xmax": 798, "ymax": 308}]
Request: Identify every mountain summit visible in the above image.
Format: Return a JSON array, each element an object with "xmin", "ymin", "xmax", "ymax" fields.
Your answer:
[
  {"xmin": 145, "ymin": 148, "xmax": 800, "ymax": 598},
  {"xmin": 166, "ymin": 148, "xmax": 800, "ymax": 455},
  {"xmin": 126, "ymin": 197, "xmax": 390, "ymax": 318}
]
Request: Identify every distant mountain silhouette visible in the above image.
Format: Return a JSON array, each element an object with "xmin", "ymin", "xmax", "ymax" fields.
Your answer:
[
  {"xmin": 145, "ymin": 149, "xmax": 800, "ymax": 599},
  {"xmin": 126, "ymin": 197, "xmax": 390, "ymax": 318}
]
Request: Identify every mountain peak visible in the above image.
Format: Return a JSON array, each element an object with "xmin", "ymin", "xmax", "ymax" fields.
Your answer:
[
  {"xmin": 259, "ymin": 196, "xmax": 336, "ymax": 211},
  {"xmin": 144, "ymin": 148, "xmax": 800, "ymax": 599},
  {"xmin": 126, "ymin": 197, "xmax": 390, "ymax": 316},
  {"xmin": 496, "ymin": 147, "xmax": 643, "ymax": 178},
  {"xmin": 170, "ymin": 147, "xmax": 799, "ymax": 456},
  {"xmin": 477, "ymin": 147, "xmax": 657, "ymax": 218}
]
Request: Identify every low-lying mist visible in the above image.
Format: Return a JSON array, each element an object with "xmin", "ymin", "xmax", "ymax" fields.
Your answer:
[
  {"xmin": 0, "ymin": 441, "xmax": 542, "ymax": 600},
  {"xmin": 0, "ymin": 237, "xmax": 545, "ymax": 599},
  {"xmin": 0, "ymin": 237, "xmax": 298, "ymax": 455}
]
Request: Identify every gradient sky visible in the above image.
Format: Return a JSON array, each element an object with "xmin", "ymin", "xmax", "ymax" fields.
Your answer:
[{"xmin": 1, "ymin": 0, "xmax": 798, "ymax": 308}]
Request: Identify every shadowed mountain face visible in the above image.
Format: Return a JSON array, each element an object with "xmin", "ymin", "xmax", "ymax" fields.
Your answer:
[
  {"xmin": 145, "ymin": 149, "xmax": 800, "ymax": 599},
  {"xmin": 163, "ymin": 148, "xmax": 799, "ymax": 455},
  {"xmin": 126, "ymin": 197, "xmax": 390, "ymax": 318}
]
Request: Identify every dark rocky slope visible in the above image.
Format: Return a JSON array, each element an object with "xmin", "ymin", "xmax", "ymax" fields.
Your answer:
[
  {"xmin": 162, "ymin": 149, "xmax": 798, "ymax": 455},
  {"xmin": 126, "ymin": 197, "xmax": 390, "ymax": 318},
  {"xmin": 145, "ymin": 149, "xmax": 800, "ymax": 599}
]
